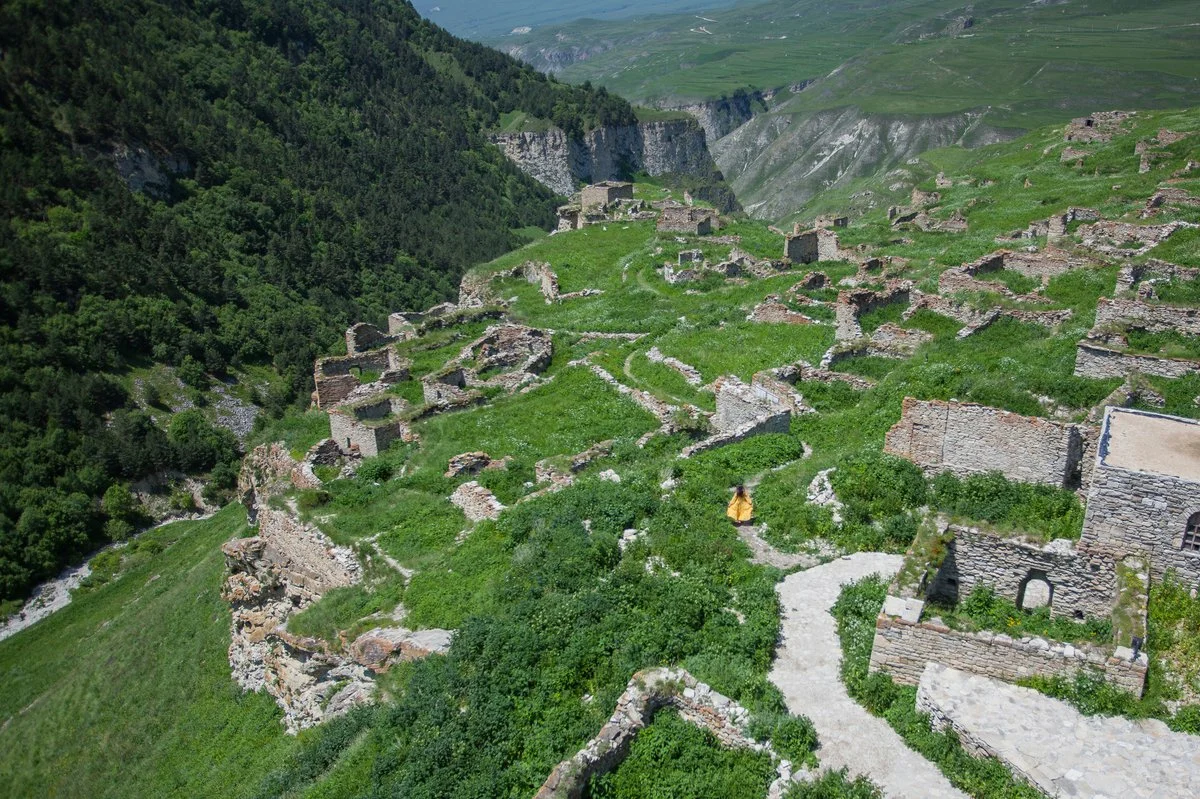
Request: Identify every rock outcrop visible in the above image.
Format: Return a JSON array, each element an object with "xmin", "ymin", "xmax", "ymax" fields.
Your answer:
[{"xmin": 491, "ymin": 119, "xmax": 718, "ymax": 198}]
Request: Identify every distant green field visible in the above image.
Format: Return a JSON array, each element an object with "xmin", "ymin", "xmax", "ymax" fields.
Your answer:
[{"xmin": 505, "ymin": 0, "xmax": 1200, "ymax": 128}]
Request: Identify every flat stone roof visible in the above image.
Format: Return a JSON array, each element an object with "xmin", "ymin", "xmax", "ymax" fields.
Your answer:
[{"xmin": 1100, "ymin": 407, "xmax": 1200, "ymax": 482}]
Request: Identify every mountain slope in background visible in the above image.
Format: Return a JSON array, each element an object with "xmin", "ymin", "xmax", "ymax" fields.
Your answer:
[
  {"xmin": 0, "ymin": 0, "xmax": 644, "ymax": 601},
  {"xmin": 497, "ymin": 0, "xmax": 1200, "ymax": 218}
]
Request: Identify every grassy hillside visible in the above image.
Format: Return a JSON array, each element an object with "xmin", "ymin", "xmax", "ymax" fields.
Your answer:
[
  {"xmin": 501, "ymin": 0, "xmax": 1200, "ymax": 219},
  {"xmin": 0, "ymin": 0, "xmax": 640, "ymax": 602},
  {"xmin": 0, "ymin": 506, "xmax": 300, "ymax": 798},
  {"xmin": 506, "ymin": 0, "xmax": 1200, "ymax": 123},
  {"xmin": 3, "ymin": 104, "xmax": 1199, "ymax": 796}
]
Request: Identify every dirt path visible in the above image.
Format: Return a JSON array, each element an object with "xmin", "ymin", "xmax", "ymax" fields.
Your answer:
[{"xmin": 770, "ymin": 553, "xmax": 969, "ymax": 799}]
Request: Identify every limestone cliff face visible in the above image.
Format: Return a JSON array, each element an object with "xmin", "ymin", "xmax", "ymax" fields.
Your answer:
[
  {"xmin": 667, "ymin": 89, "xmax": 779, "ymax": 143},
  {"xmin": 491, "ymin": 118, "xmax": 715, "ymax": 196}
]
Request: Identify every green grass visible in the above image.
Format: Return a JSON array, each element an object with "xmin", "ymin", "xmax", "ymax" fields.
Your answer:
[
  {"xmin": 587, "ymin": 708, "xmax": 777, "ymax": 799},
  {"xmin": 0, "ymin": 507, "xmax": 298, "ymax": 799},
  {"xmin": 926, "ymin": 586, "xmax": 1114, "ymax": 646}
]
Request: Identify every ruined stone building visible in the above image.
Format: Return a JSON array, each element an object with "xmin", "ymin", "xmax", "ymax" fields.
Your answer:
[
  {"xmin": 581, "ymin": 180, "xmax": 633, "ymax": 210},
  {"xmin": 1081, "ymin": 408, "xmax": 1200, "ymax": 585},
  {"xmin": 884, "ymin": 397, "xmax": 1095, "ymax": 491},
  {"xmin": 658, "ymin": 204, "xmax": 714, "ymax": 235},
  {"xmin": 784, "ymin": 228, "xmax": 839, "ymax": 264}
]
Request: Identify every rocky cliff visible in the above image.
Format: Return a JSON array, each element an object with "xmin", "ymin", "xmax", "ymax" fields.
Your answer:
[
  {"xmin": 491, "ymin": 118, "xmax": 717, "ymax": 197},
  {"xmin": 712, "ymin": 104, "xmax": 1020, "ymax": 219},
  {"xmin": 666, "ymin": 89, "xmax": 779, "ymax": 143}
]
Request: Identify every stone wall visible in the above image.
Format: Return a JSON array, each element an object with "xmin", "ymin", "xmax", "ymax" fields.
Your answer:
[
  {"xmin": 868, "ymin": 613, "xmax": 1148, "ymax": 695},
  {"xmin": 1082, "ymin": 461, "xmax": 1200, "ymax": 586},
  {"xmin": 927, "ymin": 527, "xmax": 1118, "ymax": 619},
  {"xmin": 884, "ymin": 397, "xmax": 1089, "ymax": 489},
  {"xmin": 450, "ymin": 481, "xmax": 505, "ymax": 522},
  {"xmin": 784, "ymin": 229, "xmax": 839, "ymax": 264},
  {"xmin": 1093, "ymin": 296, "xmax": 1200, "ymax": 336},
  {"xmin": 1115, "ymin": 259, "xmax": 1200, "ymax": 296},
  {"xmin": 313, "ymin": 347, "xmax": 408, "ymax": 408},
  {"xmin": 329, "ymin": 408, "xmax": 416, "ymax": 458},
  {"xmin": 1073, "ymin": 341, "xmax": 1200, "ymax": 380},
  {"xmin": 834, "ymin": 283, "xmax": 911, "ymax": 341},
  {"xmin": 714, "ymin": 376, "xmax": 790, "ymax": 432},
  {"xmin": 581, "ymin": 181, "xmax": 633, "ymax": 209},
  {"xmin": 658, "ymin": 205, "xmax": 713, "ymax": 234},
  {"xmin": 533, "ymin": 667, "xmax": 798, "ymax": 799}
]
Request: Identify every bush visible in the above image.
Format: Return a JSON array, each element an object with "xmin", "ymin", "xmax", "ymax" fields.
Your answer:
[
  {"xmin": 296, "ymin": 490, "xmax": 331, "ymax": 511},
  {"xmin": 829, "ymin": 452, "xmax": 926, "ymax": 525},
  {"xmin": 784, "ymin": 768, "xmax": 882, "ymax": 798},
  {"xmin": 748, "ymin": 712, "xmax": 818, "ymax": 766},
  {"xmin": 931, "ymin": 470, "xmax": 1084, "ymax": 541},
  {"xmin": 935, "ymin": 585, "xmax": 1113, "ymax": 644},
  {"xmin": 168, "ymin": 410, "xmax": 238, "ymax": 472}
]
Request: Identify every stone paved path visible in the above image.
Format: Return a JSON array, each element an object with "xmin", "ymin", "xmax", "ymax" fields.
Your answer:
[
  {"xmin": 769, "ymin": 553, "xmax": 969, "ymax": 799},
  {"xmin": 920, "ymin": 664, "xmax": 1200, "ymax": 799}
]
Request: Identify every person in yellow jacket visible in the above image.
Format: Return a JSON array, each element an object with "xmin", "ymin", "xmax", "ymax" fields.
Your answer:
[{"xmin": 726, "ymin": 484, "xmax": 753, "ymax": 524}]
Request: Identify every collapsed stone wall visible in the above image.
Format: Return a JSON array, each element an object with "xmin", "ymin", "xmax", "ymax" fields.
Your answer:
[
  {"xmin": 833, "ymin": 282, "xmax": 911, "ymax": 342},
  {"xmin": 1115, "ymin": 259, "xmax": 1200, "ymax": 297},
  {"xmin": 658, "ymin": 204, "xmax": 715, "ymax": 234},
  {"xmin": 328, "ymin": 406, "xmax": 417, "ymax": 458},
  {"xmin": 1079, "ymin": 220, "xmax": 1192, "ymax": 257},
  {"xmin": 1094, "ymin": 296, "xmax": 1200, "ymax": 336},
  {"xmin": 313, "ymin": 347, "xmax": 409, "ymax": 409},
  {"xmin": 884, "ymin": 397, "xmax": 1090, "ymax": 490},
  {"xmin": 533, "ymin": 668, "xmax": 801, "ymax": 799},
  {"xmin": 1073, "ymin": 341, "xmax": 1200, "ymax": 380},
  {"xmin": 747, "ymin": 296, "xmax": 816, "ymax": 325},
  {"xmin": 868, "ymin": 614, "xmax": 1147, "ymax": 695},
  {"xmin": 826, "ymin": 324, "xmax": 932, "ymax": 367},
  {"xmin": 1064, "ymin": 110, "xmax": 1134, "ymax": 143},
  {"xmin": 713, "ymin": 376, "xmax": 791, "ymax": 433},
  {"xmin": 927, "ymin": 527, "xmax": 1118, "ymax": 619}
]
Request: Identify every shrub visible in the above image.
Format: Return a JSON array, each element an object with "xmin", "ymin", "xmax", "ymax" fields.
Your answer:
[
  {"xmin": 748, "ymin": 712, "xmax": 818, "ymax": 766},
  {"xmin": 784, "ymin": 768, "xmax": 882, "ymax": 798},
  {"xmin": 296, "ymin": 490, "xmax": 331, "ymax": 511},
  {"xmin": 931, "ymin": 470, "xmax": 1084, "ymax": 541},
  {"xmin": 829, "ymin": 451, "xmax": 926, "ymax": 524}
]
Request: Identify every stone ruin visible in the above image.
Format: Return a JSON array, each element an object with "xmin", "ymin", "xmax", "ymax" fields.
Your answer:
[
  {"xmin": 312, "ymin": 344, "xmax": 411, "ymax": 409},
  {"xmin": 661, "ymin": 245, "xmax": 786, "ymax": 286},
  {"xmin": 1002, "ymin": 207, "xmax": 1098, "ymax": 242},
  {"xmin": 657, "ymin": 204, "xmax": 716, "ymax": 235},
  {"xmin": 747, "ymin": 295, "xmax": 818, "ymax": 325},
  {"xmin": 1142, "ymin": 186, "xmax": 1200, "ymax": 218},
  {"xmin": 784, "ymin": 228, "xmax": 840, "ymax": 264},
  {"xmin": 869, "ymin": 402, "xmax": 1200, "ymax": 698},
  {"xmin": 557, "ymin": 182, "xmax": 650, "ymax": 231},
  {"xmin": 869, "ymin": 401, "xmax": 1176, "ymax": 697},
  {"xmin": 533, "ymin": 667, "xmax": 806, "ymax": 799},
  {"xmin": 1063, "ymin": 110, "xmax": 1134, "ymax": 144},
  {"xmin": 1078, "ymin": 219, "xmax": 1195, "ymax": 258},
  {"xmin": 884, "ymin": 397, "xmax": 1097, "ymax": 491},
  {"xmin": 223, "ymin": 443, "xmax": 452, "ymax": 732},
  {"xmin": 832, "ymin": 281, "xmax": 912, "ymax": 342},
  {"xmin": 679, "ymin": 371, "xmax": 809, "ymax": 458},
  {"xmin": 1080, "ymin": 407, "xmax": 1200, "ymax": 586},
  {"xmin": 1074, "ymin": 295, "xmax": 1200, "ymax": 381},
  {"xmin": 420, "ymin": 323, "xmax": 553, "ymax": 413},
  {"xmin": 1115, "ymin": 258, "xmax": 1200, "ymax": 299},
  {"xmin": 825, "ymin": 324, "xmax": 933, "ymax": 369},
  {"xmin": 581, "ymin": 180, "xmax": 633, "ymax": 210},
  {"xmin": 449, "ymin": 481, "xmax": 505, "ymax": 522},
  {"xmin": 460, "ymin": 261, "xmax": 603, "ymax": 307},
  {"xmin": 646, "ymin": 346, "xmax": 703, "ymax": 385}
]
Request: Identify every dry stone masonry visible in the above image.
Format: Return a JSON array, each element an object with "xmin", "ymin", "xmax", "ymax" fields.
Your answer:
[
  {"xmin": 1081, "ymin": 408, "xmax": 1200, "ymax": 585},
  {"xmin": 225, "ymin": 444, "xmax": 452, "ymax": 732},
  {"xmin": 533, "ymin": 668, "xmax": 805, "ymax": 799},
  {"xmin": 884, "ymin": 397, "xmax": 1095, "ymax": 490}
]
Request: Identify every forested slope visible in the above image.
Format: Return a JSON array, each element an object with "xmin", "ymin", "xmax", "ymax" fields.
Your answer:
[{"xmin": 0, "ymin": 0, "xmax": 635, "ymax": 600}]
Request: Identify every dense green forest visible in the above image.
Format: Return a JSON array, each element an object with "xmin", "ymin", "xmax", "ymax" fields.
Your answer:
[{"xmin": 0, "ymin": 0, "xmax": 637, "ymax": 600}]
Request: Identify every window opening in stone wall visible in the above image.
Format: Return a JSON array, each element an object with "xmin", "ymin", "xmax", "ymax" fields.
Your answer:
[{"xmin": 1183, "ymin": 512, "xmax": 1200, "ymax": 552}]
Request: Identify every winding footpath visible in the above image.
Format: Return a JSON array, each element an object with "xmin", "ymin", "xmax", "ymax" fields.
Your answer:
[{"xmin": 769, "ymin": 553, "xmax": 969, "ymax": 799}]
